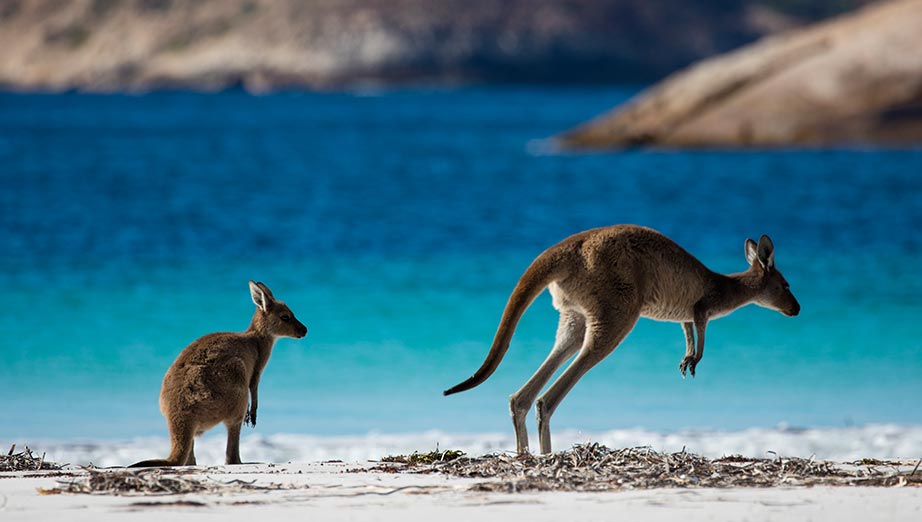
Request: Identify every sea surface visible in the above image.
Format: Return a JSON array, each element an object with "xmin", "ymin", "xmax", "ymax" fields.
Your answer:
[{"xmin": 1, "ymin": 88, "xmax": 921, "ymax": 466}]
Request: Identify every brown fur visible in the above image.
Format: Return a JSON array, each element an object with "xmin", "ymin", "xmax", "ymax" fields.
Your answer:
[
  {"xmin": 130, "ymin": 281, "xmax": 307, "ymax": 467},
  {"xmin": 444, "ymin": 225, "xmax": 800, "ymax": 455}
]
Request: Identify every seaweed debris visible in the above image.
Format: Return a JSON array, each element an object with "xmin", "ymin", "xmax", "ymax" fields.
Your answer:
[
  {"xmin": 1, "ymin": 445, "xmax": 61, "ymax": 472},
  {"xmin": 39, "ymin": 468, "xmax": 296, "ymax": 496},
  {"xmin": 377, "ymin": 443, "xmax": 922, "ymax": 492},
  {"xmin": 381, "ymin": 449, "xmax": 466, "ymax": 465}
]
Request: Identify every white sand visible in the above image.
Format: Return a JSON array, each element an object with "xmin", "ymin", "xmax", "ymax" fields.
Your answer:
[{"xmin": 2, "ymin": 462, "xmax": 921, "ymax": 522}]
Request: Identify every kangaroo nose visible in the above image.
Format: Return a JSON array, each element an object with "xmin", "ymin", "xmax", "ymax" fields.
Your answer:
[{"xmin": 788, "ymin": 300, "xmax": 801, "ymax": 317}]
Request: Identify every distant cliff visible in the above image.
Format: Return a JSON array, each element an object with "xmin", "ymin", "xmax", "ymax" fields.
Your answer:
[
  {"xmin": 560, "ymin": 0, "xmax": 922, "ymax": 147},
  {"xmin": 0, "ymin": 0, "xmax": 866, "ymax": 92}
]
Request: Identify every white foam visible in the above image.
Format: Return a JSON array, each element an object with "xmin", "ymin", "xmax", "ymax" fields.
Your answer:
[{"xmin": 7, "ymin": 424, "xmax": 921, "ymax": 468}]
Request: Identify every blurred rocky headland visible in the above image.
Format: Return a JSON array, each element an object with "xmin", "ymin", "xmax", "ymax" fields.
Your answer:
[
  {"xmin": 560, "ymin": 0, "xmax": 922, "ymax": 147},
  {"xmin": 0, "ymin": 0, "xmax": 868, "ymax": 92}
]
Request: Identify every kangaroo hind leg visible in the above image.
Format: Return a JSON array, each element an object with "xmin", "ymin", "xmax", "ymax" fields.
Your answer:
[
  {"xmin": 225, "ymin": 420, "xmax": 244, "ymax": 465},
  {"xmin": 509, "ymin": 311, "xmax": 586, "ymax": 455},
  {"xmin": 186, "ymin": 439, "xmax": 197, "ymax": 466},
  {"xmin": 164, "ymin": 419, "xmax": 197, "ymax": 466},
  {"xmin": 536, "ymin": 307, "xmax": 639, "ymax": 455}
]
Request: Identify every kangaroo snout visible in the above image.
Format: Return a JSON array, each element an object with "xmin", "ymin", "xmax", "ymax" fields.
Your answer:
[
  {"xmin": 295, "ymin": 322, "xmax": 308, "ymax": 338},
  {"xmin": 285, "ymin": 316, "xmax": 308, "ymax": 338},
  {"xmin": 785, "ymin": 299, "xmax": 801, "ymax": 317}
]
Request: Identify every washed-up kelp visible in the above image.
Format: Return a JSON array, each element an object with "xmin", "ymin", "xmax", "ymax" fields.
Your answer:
[{"xmin": 377, "ymin": 443, "xmax": 922, "ymax": 492}]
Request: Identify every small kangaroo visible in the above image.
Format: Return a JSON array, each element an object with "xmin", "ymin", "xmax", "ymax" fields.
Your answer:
[
  {"xmin": 444, "ymin": 225, "xmax": 799, "ymax": 455},
  {"xmin": 130, "ymin": 281, "xmax": 307, "ymax": 467}
]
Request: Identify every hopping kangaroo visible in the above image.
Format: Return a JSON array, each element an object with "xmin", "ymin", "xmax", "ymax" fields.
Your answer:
[
  {"xmin": 444, "ymin": 225, "xmax": 799, "ymax": 455},
  {"xmin": 131, "ymin": 281, "xmax": 307, "ymax": 467}
]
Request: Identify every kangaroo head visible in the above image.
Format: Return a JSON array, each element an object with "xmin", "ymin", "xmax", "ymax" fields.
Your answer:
[
  {"xmin": 744, "ymin": 235, "xmax": 800, "ymax": 317},
  {"xmin": 249, "ymin": 281, "xmax": 308, "ymax": 338}
]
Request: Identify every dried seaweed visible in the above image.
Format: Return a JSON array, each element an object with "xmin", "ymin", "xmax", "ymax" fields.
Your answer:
[
  {"xmin": 0, "ymin": 445, "xmax": 61, "ymax": 472},
  {"xmin": 379, "ymin": 443, "xmax": 922, "ymax": 492},
  {"xmin": 40, "ymin": 468, "xmax": 297, "ymax": 496},
  {"xmin": 381, "ymin": 449, "xmax": 466, "ymax": 465}
]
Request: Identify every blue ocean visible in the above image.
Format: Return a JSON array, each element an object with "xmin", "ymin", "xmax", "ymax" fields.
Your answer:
[{"xmin": 2, "ymin": 88, "xmax": 921, "ymax": 466}]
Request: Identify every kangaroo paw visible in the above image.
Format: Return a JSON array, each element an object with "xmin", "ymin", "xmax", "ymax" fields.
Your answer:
[
  {"xmin": 679, "ymin": 356, "xmax": 697, "ymax": 378},
  {"xmin": 245, "ymin": 408, "xmax": 257, "ymax": 428}
]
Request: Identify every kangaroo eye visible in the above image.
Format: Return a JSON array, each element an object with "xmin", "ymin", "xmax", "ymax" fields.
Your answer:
[{"xmin": 280, "ymin": 315, "xmax": 291, "ymax": 322}]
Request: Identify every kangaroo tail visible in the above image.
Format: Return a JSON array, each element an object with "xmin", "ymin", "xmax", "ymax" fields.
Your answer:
[
  {"xmin": 443, "ymin": 256, "xmax": 559, "ymax": 396},
  {"xmin": 128, "ymin": 459, "xmax": 176, "ymax": 468}
]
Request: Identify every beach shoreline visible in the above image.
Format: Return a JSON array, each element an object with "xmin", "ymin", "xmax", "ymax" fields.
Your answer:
[
  {"xmin": 6, "ymin": 424, "xmax": 922, "ymax": 469},
  {"xmin": 2, "ymin": 459, "xmax": 921, "ymax": 522}
]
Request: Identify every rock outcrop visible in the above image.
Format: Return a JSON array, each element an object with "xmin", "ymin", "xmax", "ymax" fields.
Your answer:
[
  {"xmin": 0, "ymin": 0, "xmax": 855, "ymax": 92},
  {"xmin": 559, "ymin": 0, "xmax": 922, "ymax": 148}
]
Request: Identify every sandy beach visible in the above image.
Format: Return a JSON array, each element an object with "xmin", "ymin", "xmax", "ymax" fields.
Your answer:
[{"xmin": 3, "ymin": 456, "xmax": 921, "ymax": 522}]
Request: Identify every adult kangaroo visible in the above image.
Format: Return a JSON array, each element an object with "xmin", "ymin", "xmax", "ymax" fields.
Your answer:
[
  {"xmin": 130, "ymin": 281, "xmax": 307, "ymax": 467},
  {"xmin": 443, "ymin": 225, "xmax": 799, "ymax": 455}
]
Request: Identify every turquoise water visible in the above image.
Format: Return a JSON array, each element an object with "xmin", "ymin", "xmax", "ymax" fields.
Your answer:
[{"xmin": 1, "ymin": 88, "xmax": 921, "ymax": 453}]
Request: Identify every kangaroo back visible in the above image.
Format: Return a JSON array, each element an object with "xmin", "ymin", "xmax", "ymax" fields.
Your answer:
[{"xmin": 443, "ymin": 254, "xmax": 559, "ymax": 396}]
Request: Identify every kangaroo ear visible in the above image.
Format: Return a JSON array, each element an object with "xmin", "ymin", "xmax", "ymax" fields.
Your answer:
[
  {"xmin": 745, "ymin": 238, "xmax": 759, "ymax": 266},
  {"xmin": 757, "ymin": 235, "xmax": 775, "ymax": 270},
  {"xmin": 249, "ymin": 281, "xmax": 270, "ymax": 312},
  {"xmin": 255, "ymin": 281, "xmax": 275, "ymax": 300}
]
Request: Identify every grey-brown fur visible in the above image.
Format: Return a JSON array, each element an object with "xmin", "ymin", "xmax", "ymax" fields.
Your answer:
[
  {"xmin": 130, "ymin": 281, "xmax": 307, "ymax": 467},
  {"xmin": 444, "ymin": 225, "xmax": 799, "ymax": 455}
]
